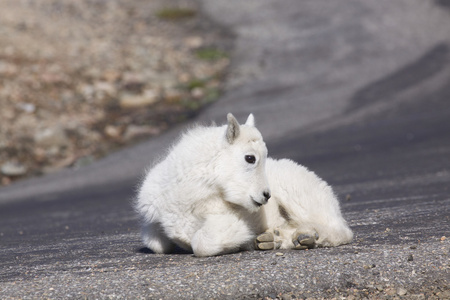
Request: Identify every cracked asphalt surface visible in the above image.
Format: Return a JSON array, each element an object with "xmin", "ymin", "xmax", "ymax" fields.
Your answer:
[{"xmin": 1, "ymin": 0, "xmax": 449, "ymax": 299}]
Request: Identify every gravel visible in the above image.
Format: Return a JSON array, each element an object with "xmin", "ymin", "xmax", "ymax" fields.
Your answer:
[{"xmin": 1, "ymin": 233, "xmax": 448, "ymax": 299}]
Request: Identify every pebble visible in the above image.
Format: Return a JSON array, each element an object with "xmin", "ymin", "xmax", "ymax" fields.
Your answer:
[
  {"xmin": 79, "ymin": 84, "xmax": 96, "ymax": 100},
  {"xmin": 102, "ymin": 70, "xmax": 121, "ymax": 83},
  {"xmin": 407, "ymin": 254, "xmax": 414, "ymax": 261},
  {"xmin": 191, "ymin": 87, "xmax": 204, "ymax": 99},
  {"xmin": 34, "ymin": 127, "xmax": 70, "ymax": 148},
  {"xmin": 16, "ymin": 102, "xmax": 36, "ymax": 113},
  {"xmin": 1, "ymin": 161, "xmax": 27, "ymax": 176},
  {"xmin": 165, "ymin": 89, "xmax": 184, "ymax": 103},
  {"xmin": 122, "ymin": 125, "xmax": 160, "ymax": 141},
  {"xmin": 397, "ymin": 287, "xmax": 408, "ymax": 296},
  {"xmin": 385, "ymin": 287, "xmax": 397, "ymax": 296},
  {"xmin": 0, "ymin": 161, "xmax": 27, "ymax": 177},
  {"xmin": 363, "ymin": 264, "xmax": 376, "ymax": 270},
  {"xmin": 104, "ymin": 125, "xmax": 121, "ymax": 139},
  {"xmin": 184, "ymin": 36, "xmax": 203, "ymax": 49},
  {"xmin": 122, "ymin": 72, "xmax": 146, "ymax": 91},
  {"xmin": 94, "ymin": 81, "xmax": 117, "ymax": 97},
  {"xmin": 119, "ymin": 91, "xmax": 159, "ymax": 108}
]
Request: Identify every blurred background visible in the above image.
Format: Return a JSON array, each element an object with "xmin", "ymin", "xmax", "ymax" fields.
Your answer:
[{"xmin": 0, "ymin": 0, "xmax": 231, "ymax": 186}]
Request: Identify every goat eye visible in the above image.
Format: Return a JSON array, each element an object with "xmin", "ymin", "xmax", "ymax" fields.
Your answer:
[{"xmin": 245, "ymin": 155, "xmax": 256, "ymax": 164}]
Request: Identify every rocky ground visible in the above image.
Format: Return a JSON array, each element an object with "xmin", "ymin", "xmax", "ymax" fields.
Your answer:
[{"xmin": 0, "ymin": 0, "xmax": 231, "ymax": 186}]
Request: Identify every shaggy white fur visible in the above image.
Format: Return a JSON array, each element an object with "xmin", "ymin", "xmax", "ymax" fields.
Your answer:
[{"xmin": 135, "ymin": 113, "xmax": 353, "ymax": 256}]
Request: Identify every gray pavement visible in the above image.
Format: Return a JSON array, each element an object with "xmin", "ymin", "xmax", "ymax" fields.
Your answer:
[{"xmin": 1, "ymin": 0, "xmax": 449, "ymax": 299}]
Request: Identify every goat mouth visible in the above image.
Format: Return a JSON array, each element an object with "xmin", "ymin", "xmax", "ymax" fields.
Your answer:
[{"xmin": 251, "ymin": 197, "xmax": 263, "ymax": 207}]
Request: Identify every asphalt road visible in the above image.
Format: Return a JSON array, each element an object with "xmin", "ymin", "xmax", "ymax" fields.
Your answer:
[{"xmin": 1, "ymin": 0, "xmax": 449, "ymax": 299}]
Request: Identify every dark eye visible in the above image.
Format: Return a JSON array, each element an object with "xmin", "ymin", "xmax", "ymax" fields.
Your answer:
[{"xmin": 245, "ymin": 155, "xmax": 256, "ymax": 164}]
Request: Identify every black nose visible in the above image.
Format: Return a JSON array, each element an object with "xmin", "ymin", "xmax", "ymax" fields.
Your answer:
[{"xmin": 263, "ymin": 191, "xmax": 271, "ymax": 201}]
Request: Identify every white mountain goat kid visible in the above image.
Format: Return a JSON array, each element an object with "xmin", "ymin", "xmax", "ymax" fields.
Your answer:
[{"xmin": 135, "ymin": 113, "xmax": 353, "ymax": 256}]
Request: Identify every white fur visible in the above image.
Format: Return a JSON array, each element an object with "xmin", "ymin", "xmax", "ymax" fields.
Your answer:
[{"xmin": 135, "ymin": 113, "xmax": 353, "ymax": 256}]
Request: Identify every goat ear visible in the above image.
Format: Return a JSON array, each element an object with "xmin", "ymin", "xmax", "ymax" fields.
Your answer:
[
  {"xmin": 245, "ymin": 113, "xmax": 255, "ymax": 126},
  {"xmin": 226, "ymin": 113, "xmax": 240, "ymax": 144}
]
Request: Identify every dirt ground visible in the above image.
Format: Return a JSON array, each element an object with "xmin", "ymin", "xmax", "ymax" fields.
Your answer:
[{"xmin": 0, "ymin": 0, "xmax": 231, "ymax": 186}]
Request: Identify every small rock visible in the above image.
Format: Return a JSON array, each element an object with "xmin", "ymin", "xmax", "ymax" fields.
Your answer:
[
  {"xmin": 119, "ymin": 91, "xmax": 159, "ymax": 108},
  {"xmin": 191, "ymin": 87, "xmax": 204, "ymax": 99},
  {"xmin": 164, "ymin": 89, "xmax": 184, "ymax": 103},
  {"xmin": 1, "ymin": 162, "xmax": 27, "ymax": 177},
  {"xmin": 281, "ymin": 294, "xmax": 292, "ymax": 300},
  {"xmin": 34, "ymin": 127, "xmax": 70, "ymax": 148},
  {"xmin": 61, "ymin": 90, "xmax": 77, "ymax": 104},
  {"xmin": 102, "ymin": 70, "xmax": 121, "ymax": 82},
  {"xmin": 397, "ymin": 287, "xmax": 408, "ymax": 296},
  {"xmin": 79, "ymin": 84, "xmax": 95, "ymax": 100},
  {"xmin": 104, "ymin": 125, "xmax": 121, "ymax": 139},
  {"xmin": 178, "ymin": 73, "xmax": 191, "ymax": 83},
  {"xmin": 33, "ymin": 148, "xmax": 47, "ymax": 163},
  {"xmin": 95, "ymin": 81, "xmax": 117, "ymax": 97},
  {"xmin": 385, "ymin": 287, "xmax": 397, "ymax": 296},
  {"xmin": 363, "ymin": 264, "xmax": 376, "ymax": 270},
  {"xmin": 440, "ymin": 236, "xmax": 446, "ymax": 241},
  {"xmin": 123, "ymin": 125, "xmax": 160, "ymax": 141},
  {"xmin": 407, "ymin": 254, "xmax": 414, "ymax": 261},
  {"xmin": 84, "ymin": 67, "xmax": 102, "ymax": 80},
  {"xmin": 184, "ymin": 36, "xmax": 203, "ymax": 49},
  {"xmin": 122, "ymin": 72, "xmax": 145, "ymax": 91},
  {"xmin": 46, "ymin": 155, "xmax": 76, "ymax": 172},
  {"xmin": 438, "ymin": 290, "xmax": 450, "ymax": 299},
  {"xmin": 16, "ymin": 102, "xmax": 36, "ymax": 113},
  {"xmin": 275, "ymin": 252, "xmax": 284, "ymax": 256},
  {"xmin": 46, "ymin": 146, "xmax": 61, "ymax": 157}
]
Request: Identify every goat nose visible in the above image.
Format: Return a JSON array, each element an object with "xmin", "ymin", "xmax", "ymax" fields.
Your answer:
[{"xmin": 263, "ymin": 191, "xmax": 271, "ymax": 201}]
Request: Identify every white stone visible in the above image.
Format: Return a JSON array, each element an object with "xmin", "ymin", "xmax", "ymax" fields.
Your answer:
[{"xmin": 1, "ymin": 162, "xmax": 27, "ymax": 176}]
